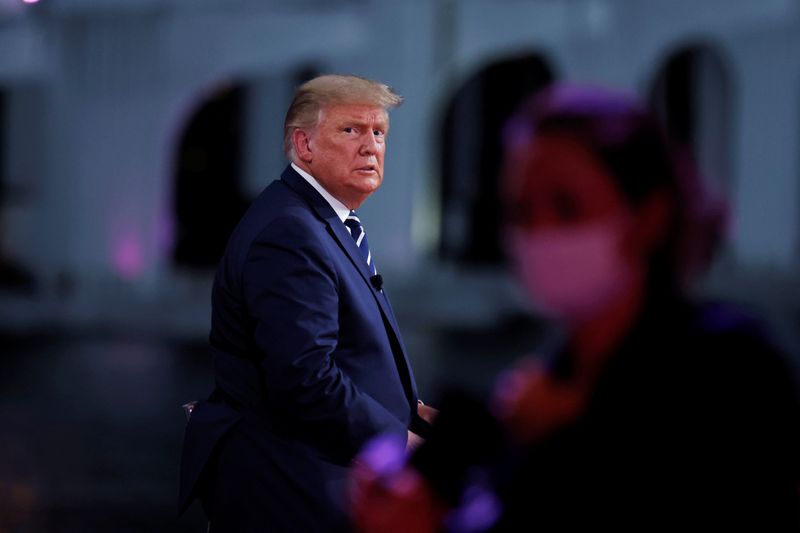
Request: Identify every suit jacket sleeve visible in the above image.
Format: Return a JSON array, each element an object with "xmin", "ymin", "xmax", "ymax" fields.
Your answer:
[{"xmin": 242, "ymin": 215, "xmax": 407, "ymax": 460}]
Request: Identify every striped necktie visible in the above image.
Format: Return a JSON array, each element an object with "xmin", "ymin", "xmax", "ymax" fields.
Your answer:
[{"xmin": 343, "ymin": 210, "xmax": 377, "ymax": 276}]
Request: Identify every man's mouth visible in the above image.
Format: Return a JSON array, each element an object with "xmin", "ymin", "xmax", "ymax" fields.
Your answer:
[{"xmin": 356, "ymin": 165, "xmax": 377, "ymax": 173}]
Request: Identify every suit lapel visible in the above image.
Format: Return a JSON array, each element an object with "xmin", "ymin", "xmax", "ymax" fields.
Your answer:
[
  {"xmin": 327, "ymin": 218, "xmax": 417, "ymax": 401},
  {"xmin": 281, "ymin": 166, "xmax": 376, "ymax": 287},
  {"xmin": 279, "ymin": 167, "xmax": 414, "ymax": 392}
]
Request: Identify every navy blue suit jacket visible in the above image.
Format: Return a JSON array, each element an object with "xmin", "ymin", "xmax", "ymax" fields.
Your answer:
[{"xmin": 179, "ymin": 166, "xmax": 424, "ymax": 531}]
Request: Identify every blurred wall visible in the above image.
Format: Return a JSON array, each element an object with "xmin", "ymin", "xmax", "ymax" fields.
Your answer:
[{"xmin": 0, "ymin": 0, "xmax": 798, "ymax": 340}]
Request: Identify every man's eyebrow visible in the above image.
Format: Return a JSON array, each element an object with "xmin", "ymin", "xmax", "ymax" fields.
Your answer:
[
  {"xmin": 338, "ymin": 117, "xmax": 389, "ymax": 130},
  {"xmin": 371, "ymin": 117, "xmax": 389, "ymax": 130}
]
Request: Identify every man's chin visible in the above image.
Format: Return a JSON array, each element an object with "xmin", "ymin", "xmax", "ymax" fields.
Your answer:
[
  {"xmin": 347, "ymin": 184, "xmax": 381, "ymax": 208},
  {"xmin": 354, "ymin": 176, "xmax": 382, "ymax": 192}
]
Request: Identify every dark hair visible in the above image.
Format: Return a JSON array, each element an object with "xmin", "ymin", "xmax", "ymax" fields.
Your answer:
[{"xmin": 503, "ymin": 84, "xmax": 726, "ymax": 289}]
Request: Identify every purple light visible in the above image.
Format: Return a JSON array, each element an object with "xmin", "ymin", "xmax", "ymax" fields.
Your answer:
[
  {"xmin": 357, "ymin": 434, "xmax": 406, "ymax": 477},
  {"xmin": 444, "ymin": 483, "xmax": 502, "ymax": 533},
  {"xmin": 23, "ymin": 0, "xmax": 40, "ymax": 4},
  {"xmin": 112, "ymin": 230, "xmax": 145, "ymax": 280}
]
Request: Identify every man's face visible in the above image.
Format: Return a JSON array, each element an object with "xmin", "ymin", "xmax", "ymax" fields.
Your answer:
[{"xmin": 304, "ymin": 104, "xmax": 388, "ymax": 209}]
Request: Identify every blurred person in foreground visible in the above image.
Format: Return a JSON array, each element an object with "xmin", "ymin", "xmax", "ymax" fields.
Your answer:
[
  {"xmin": 351, "ymin": 84, "xmax": 800, "ymax": 531},
  {"xmin": 179, "ymin": 74, "xmax": 435, "ymax": 532}
]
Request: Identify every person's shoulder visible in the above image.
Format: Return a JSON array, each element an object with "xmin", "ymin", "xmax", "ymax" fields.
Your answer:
[
  {"xmin": 216, "ymin": 177, "xmax": 321, "ymax": 269},
  {"xmin": 692, "ymin": 300, "xmax": 768, "ymax": 339},
  {"xmin": 690, "ymin": 300, "xmax": 780, "ymax": 351},
  {"xmin": 248, "ymin": 176, "xmax": 313, "ymax": 220},
  {"xmin": 690, "ymin": 300, "xmax": 794, "ymax": 384},
  {"xmin": 237, "ymin": 178, "xmax": 320, "ymax": 237}
]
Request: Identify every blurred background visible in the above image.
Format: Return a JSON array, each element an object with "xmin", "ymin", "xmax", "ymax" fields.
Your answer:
[{"xmin": 0, "ymin": 0, "xmax": 798, "ymax": 531}]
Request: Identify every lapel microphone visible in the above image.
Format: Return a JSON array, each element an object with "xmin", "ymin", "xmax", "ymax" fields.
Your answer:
[{"xmin": 370, "ymin": 274, "xmax": 383, "ymax": 291}]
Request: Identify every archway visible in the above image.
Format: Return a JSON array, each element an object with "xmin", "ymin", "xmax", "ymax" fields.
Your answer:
[
  {"xmin": 438, "ymin": 53, "xmax": 555, "ymax": 265},
  {"xmin": 171, "ymin": 83, "xmax": 250, "ymax": 270},
  {"xmin": 648, "ymin": 44, "xmax": 734, "ymax": 192},
  {"xmin": 0, "ymin": 87, "xmax": 6, "ymax": 208},
  {"xmin": 0, "ymin": 85, "xmax": 36, "ymax": 292}
]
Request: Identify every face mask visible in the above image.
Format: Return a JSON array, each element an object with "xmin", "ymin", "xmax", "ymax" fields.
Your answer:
[{"xmin": 508, "ymin": 220, "xmax": 636, "ymax": 323}]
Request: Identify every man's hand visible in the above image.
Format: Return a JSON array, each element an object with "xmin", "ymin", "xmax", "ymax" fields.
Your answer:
[
  {"xmin": 406, "ymin": 430, "xmax": 424, "ymax": 452},
  {"xmin": 417, "ymin": 402, "xmax": 439, "ymax": 425}
]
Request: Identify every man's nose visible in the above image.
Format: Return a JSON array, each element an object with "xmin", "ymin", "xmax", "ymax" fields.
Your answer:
[{"xmin": 360, "ymin": 133, "xmax": 379, "ymax": 155}]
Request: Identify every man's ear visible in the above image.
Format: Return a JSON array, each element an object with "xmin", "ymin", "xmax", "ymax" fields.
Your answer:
[{"xmin": 293, "ymin": 129, "xmax": 313, "ymax": 163}]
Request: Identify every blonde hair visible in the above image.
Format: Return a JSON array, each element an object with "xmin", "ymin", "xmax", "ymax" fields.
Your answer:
[{"xmin": 283, "ymin": 74, "xmax": 404, "ymax": 160}]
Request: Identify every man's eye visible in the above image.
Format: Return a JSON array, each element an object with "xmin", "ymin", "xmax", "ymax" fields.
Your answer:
[
  {"xmin": 373, "ymin": 130, "xmax": 384, "ymax": 136},
  {"xmin": 343, "ymin": 127, "xmax": 354, "ymax": 133}
]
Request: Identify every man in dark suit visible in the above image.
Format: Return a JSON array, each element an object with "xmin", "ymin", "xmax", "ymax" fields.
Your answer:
[{"xmin": 179, "ymin": 74, "xmax": 435, "ymax": 531}]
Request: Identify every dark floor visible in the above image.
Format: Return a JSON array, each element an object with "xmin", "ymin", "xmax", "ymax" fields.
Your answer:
[
  {"xmin": 0, "ymin": 312, "xmax": 544, "ymax": 532},
  {"xmin": 0, "ymin": 332, "xmax": 214, "ymax": 532}
]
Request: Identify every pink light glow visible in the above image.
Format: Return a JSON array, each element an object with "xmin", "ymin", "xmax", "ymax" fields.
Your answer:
[
  {"xmin": 23, "ymin": 0, "xmax": 40, "ymax": 4},
  {"xmin": 112, "ymin": 230, "xmax": 145, "ymax": 281}
]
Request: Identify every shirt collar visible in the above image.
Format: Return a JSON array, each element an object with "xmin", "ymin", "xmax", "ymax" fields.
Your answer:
[{"xmin": 291, "ymin": 162, "xmax": 350, "ymax": 223}]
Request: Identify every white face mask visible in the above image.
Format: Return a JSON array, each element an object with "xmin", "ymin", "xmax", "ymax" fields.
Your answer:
[{"xmin": 508, "ymin": 220, "xmax": 636, "ymax": 323}]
